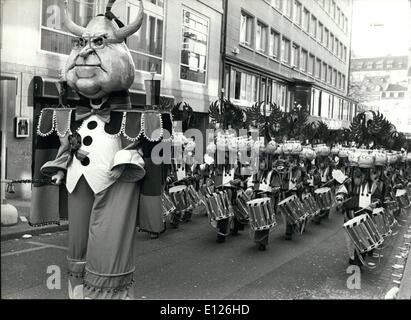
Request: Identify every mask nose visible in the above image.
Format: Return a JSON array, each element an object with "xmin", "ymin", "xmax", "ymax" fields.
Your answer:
[{"xmin": 78, "ymin": 46, "xmax": 95, "ymax": 58}]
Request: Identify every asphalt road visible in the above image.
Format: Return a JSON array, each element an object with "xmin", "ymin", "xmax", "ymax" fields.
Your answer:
[{"xmin": 1, "ymin": 209, "xmax": 409, "ymax": 299}]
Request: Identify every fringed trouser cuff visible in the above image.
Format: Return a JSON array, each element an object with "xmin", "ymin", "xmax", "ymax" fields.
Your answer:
[{"xmin": 83, "ymin": 268, "xmax": 135, "ymax": 300}]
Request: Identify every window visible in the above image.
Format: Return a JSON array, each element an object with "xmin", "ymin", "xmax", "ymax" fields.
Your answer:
[
  {"xmin": 337, "ymin": 7, "xmax": 341, "ymax": 25},
  {"xmin": 343, "ymin": 45, "xmax": 347, "ymax": 62},
  {"xmin": 300, "ymin": 49, "xmax": 307, "ymax": 72},
  {"xmin": 342, "ymin": 75, "xmax": 346, "ymax": 90},
  {"xmin": 341, "ymin": 12, "xmax": 345, "ymax": 29},
  {"xmin": 386, "ymin": 60, "xmax": 394, "ymax": 68},
  {"xmin": 338, "ymin": 72, "xmax": 342, "ymax": 89},
  {"xmin": 325, "ymin": 0, "xmax": 331, "ymax": 14},
  {"xmin": 322, "ymin": 62, "xmax": 327, "ymax": 81},
  {"xmin": 328, "ymin": 66, "xmax": 332, "ymax": 84},
  {"xmin": 230, "ymin": 69, "xmax": 259, "ymax": 106},
  {"xmin": 240, "ymin": 11, "xmax": 254, "ymax": 46},
  {"xmin": 345, "ymin": 17, "xmax": 348, "ymax": 33},
  {"xmin": 333, "ymin": 69, "xmax": 337, "ymax": 87},
  {"xmin": 399, "ymin": 92, "xmax": 405, "ymax": 98},
  {"xmin": 308, "ymin": 54, "xmax": 315, "ymax": 75},
  {"xmin": 324, "ymin": 28, "xmax": 329, "ymax": 47},
  {"xmin": 269, "ymin": 29, "xmax": 281, "ymax": 58},
  {"xmin": 256, "ymin": 21, "xmax": 268, "ymax": 53},
  {"xmin": 284, "ymin": 0, "xmax": 293, "ymax": 18},
  {"xmin": 318, "ymin": 22, "xmax": 323, "ymax": 42},
  {"xmin": 274, "ymin": 0, "xmax": 283, "ymax": 11},
  {"xmin": 281, "ymin": 37, "xmax": 291, "ymax": 64},
  {"xmin": 180, "ymin": 8, "xmax": 209, "ymax": 83},
  {"xmin": 303, "ymin": 8, "xmax": 310, "ymax": 32},
  {"xmin": 331, "ymin": 1, "xmax": 336, "ymax": 19},
  {"xmin": 128, "ymin": 1, "xmax": 165, "ymax": 74},
  {"xmin": 330, "ymin": 33, "xmax": 334, "ymax": 51},
  {"xmin": 41, "ymin": 0, "xmax": 96, "ymax": 55},
  {"xmin": 292, "ymin": 44, "xmax": 300, "ymax": 68},
  {"xmin": 310, "ymin": 15, "xmax": 317, "ymax": 37},
  {"xmin": 334, "ymin": 37, "xmax": 338, "ymax": 55},
  {"xmin": 315, "ymin": 58, "xmax": 321, "ymax": 78},
  {"xmin": 293, "ymin": 1, "xmax": 302, "ymax": 25}
]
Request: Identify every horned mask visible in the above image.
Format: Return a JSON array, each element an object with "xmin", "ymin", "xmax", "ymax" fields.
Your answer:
[{"xmin": 63, "ymin": 0, "xmax": 144, "ymax": 99}]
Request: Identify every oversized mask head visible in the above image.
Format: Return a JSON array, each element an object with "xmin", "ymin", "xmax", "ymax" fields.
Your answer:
[{"xmin": 63, "ymin": 0, "xmax": 144, "ymax": 99}]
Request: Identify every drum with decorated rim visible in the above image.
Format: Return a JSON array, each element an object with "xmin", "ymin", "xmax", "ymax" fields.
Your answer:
[
  {"xmin": 246, "ymin": 197, "xmax": 277, "ymax": 231},
  {"xmin": 371, "ymin": 207, "xmax": 392, "ymax": 238},
  {"xmin": 314, "ymin": 187, "xmax": 334, "ymax": 211},
  {"xmin": 168, "ymin": 185, "xmax": 192, "ymax": 212},
  {"xmin": 204, "ymin": 191, "xmax": 234, "ymax": 221},
  {"xmin": 277, "ymin": 194, "xmax": 307, "ymax": 226},
  {"xmin": 343, "ymin": 213, "xmax": 384, "ymax": 253},
  {"xmin": 301, "ymin": 193, "xmax": 320, "ymax": 218}
]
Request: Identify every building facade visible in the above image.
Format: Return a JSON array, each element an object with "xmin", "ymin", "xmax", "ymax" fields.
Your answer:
[
  {"xmin": 0, "ymin": 0, "xmax": 223, "ymax": 200},
  {"xmin": 350, "ymin": 55, "xmax": 411, "ymax": 136},
  {"xmin": 221, "ymin": 0, "xmax": 356, "ymax": 130}
]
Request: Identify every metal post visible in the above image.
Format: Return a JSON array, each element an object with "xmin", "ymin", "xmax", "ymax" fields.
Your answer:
[{"xmin": 1, "ymin": 80, "xmax": 8, "ymax": 204}]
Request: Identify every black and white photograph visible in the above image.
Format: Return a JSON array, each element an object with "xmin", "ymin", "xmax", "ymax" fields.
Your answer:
[
  {"xmin": 1, "ymin": 0, "xmax": 411, "ymax": 310},
  {"xmin": 15, "ymin": 117, "xmax": 30, "ymax": 138}
]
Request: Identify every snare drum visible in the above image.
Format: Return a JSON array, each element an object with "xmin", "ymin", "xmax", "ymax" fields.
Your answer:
[
  {"xmin": 314, "ymin": 187, "xmax": 334, "ymax": 211},
  {"xmin": 169, "ymin": 185, "xmax": 191, "ymax": 212},
  {"xmin": 205, "ymin": 191, "xmax": 234, "ymax": 221},
  {"xmin": 301, "ymin": 193, "xmax": 320, "ymax": 218},
  {"xmin": 277, "ymin": 194, "xmax": 307, "ymax": 226},
  {"xmin": 186, "ymin": 184, "xmax": 203, "ymax": 208},
  {"xmin": 200, "ymin": 184, "xmax": 214, "ymax": 197},
  {"xmin": 235, "ymin": 190, "xmax": 250, "ymax": 223},
  {"xmin": 162, "ymin": 192, "xmax": 176, "ymax": 218},
  {"xmin": 396, "ymin": 189, "xmax": 411, "ymax": 209},
  {"xmin": 343, "ymin": 213, "xmax": 384, "ymax": 253},
  {"xmin": 246, "ymin": 197, "xmax": 277, "ymax": 231},
  {"xmin": 371, "ymin": 207, "xmax": 392, "ymax": 238}
]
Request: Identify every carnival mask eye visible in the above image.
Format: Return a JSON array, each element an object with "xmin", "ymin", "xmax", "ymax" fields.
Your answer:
[
  {"xmin": 92, "ymin": 37, "xmax": 104, "ymax": 48},
  {"xmin": 72, "ymin": 37, "xmax": 86, "ymax": 49}
]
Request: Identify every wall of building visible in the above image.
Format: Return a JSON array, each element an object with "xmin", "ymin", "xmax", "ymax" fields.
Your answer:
[{"xmin": 224, "ymin": 0, "xmax": 352, "ymax": 97}]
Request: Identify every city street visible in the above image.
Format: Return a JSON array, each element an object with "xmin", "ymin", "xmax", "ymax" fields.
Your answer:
[{"xmin": 2, "ymin": 210, "xmax": 410, "ymax": 300}]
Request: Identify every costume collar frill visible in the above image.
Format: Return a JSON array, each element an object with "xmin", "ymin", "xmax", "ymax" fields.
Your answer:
[{"xmin": 36, "ymin": 90, "xmax": 173, "ymax": 143}]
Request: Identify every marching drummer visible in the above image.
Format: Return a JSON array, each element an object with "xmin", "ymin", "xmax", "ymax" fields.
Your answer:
[
  {"xmin": 283, "ymin": 155, "xmax": 304, "ymax": 240},
  {"xmin": 244, "ymin": 151, "xmax": 276, "ymax": 250},
  {"xmin": 312, "ymin": 155, "xmax": 332, "ymax": 224},
  {"xmin": 340, "ymin": 155, "xmax": 379, "ymax": 267}
]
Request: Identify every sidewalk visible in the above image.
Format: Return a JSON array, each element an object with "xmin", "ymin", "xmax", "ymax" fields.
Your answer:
[{"xmin": 1, "ymin": 199, "xmax": 68, "ymax": 241}]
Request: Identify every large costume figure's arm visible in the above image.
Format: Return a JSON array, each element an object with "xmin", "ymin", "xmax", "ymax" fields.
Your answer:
[{"xmin": 40, "ymin": 134, "xmax": 71, "ymax": 179}]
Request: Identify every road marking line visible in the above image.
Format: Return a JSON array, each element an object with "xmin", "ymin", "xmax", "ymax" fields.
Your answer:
[
  {"xmin": 1, "ymin": 241, "xmax": 68, "ymax": 257},
  {"xmin": 26, "ymin": 241, "xmax": 68, "ymax": 250},
  {"xmin": 1, "ymin": 246, "xmax": 50, "ymax": 257}
]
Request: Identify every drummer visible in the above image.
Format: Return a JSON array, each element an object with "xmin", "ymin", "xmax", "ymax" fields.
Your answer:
[
  {"xmin": 312, "ymin": 155, "xmax": 332, "ymax": 224},
  {"xmin": 340, "ymin": 156, "xmax": 378, "ymax": 267},
  {"xmin": 282, "ymin": 154, "xmax": 304, "ymax": 240},
  {"xmin": 230, "ymin": 162, "xmax": 252, "ymax": 236},
  {"xmin": 245, "ymin": 150, "xmax": 276, "ymax": 250}
]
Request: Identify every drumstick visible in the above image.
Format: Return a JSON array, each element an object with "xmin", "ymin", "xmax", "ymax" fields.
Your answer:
[{"xmin": 354, "ymin": 201, "xmax": 380, "ymax": 215}]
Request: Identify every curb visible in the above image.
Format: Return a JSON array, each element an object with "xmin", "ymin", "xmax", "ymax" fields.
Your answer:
[
  {"xmin": 398, "ymin": 245, "xmax": 411, "ymax": 299},
  {"xmin": 1, "ymin": 222, "xmax": 68, "ymax": 241}
]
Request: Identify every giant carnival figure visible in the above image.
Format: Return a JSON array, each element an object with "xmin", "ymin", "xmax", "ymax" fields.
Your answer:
[{"xmin": 38, "ymin": 0, "xmax": 172, "ymax": 299}]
